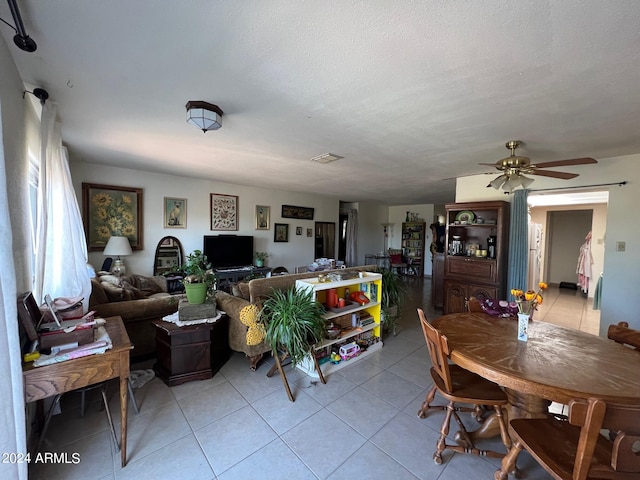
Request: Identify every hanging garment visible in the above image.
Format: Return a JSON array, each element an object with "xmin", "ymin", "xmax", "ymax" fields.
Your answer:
[{"xmin": 576, "ymin": 231, "xmax": 593, "ymax": 294}]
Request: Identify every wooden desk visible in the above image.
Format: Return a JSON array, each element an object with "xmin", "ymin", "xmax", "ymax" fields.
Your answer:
[
  {"xmin": 432, "ymin": 313, "xmax": 640, "ymax": 439},
  {"xmin": 22, "ymin": 316, "xmax": 132, "ymax": 467}
]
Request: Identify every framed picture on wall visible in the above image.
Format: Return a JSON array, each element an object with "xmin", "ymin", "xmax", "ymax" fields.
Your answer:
[
  {"xmin": 82, "ymin": 182, "xmax": 143, "ymax": 251},
  {"xmin": 274, "ymin": 223, "xmax": 289, "ymax": 242},
  {"xmin": 163, "ymin": 197, "xmax": 187, "ymax": 228},
  {"xmin": 255, "ymin": 205, "xmax": 270, "ymax": 230},
  {"xmin": 210, "ymin": 193, "xmax": 238, "ymax": 230},
  {"xmin": 296, "ymin": 226, "xmax": 302, "ymax": 235}
]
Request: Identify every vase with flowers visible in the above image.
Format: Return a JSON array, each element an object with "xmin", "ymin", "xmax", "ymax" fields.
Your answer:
[{"xmin": 511, "ymin": 282, "xmax": 547, "ymax": 341}]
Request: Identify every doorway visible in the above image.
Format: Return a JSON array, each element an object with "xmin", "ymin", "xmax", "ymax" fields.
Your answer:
[
  {"xmin": 314, "ymin": 222, "xmax": 336, "ymax": 259},
  {"xmin": 545, "ymin": 210, "xmax": 593, "ymax": 287}
]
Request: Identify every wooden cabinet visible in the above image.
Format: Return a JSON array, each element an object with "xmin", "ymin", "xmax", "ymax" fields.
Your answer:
[
  {"xmin": 432, "ymin": 252, "xmax": 444, "ymax": 309},
  {"xmin": 443, "ymin": 201, "xmax": 510, "ymax": 314},
  {"xmin": 295, "ymin": 272, "xmax": 383, "ymax": 378},
  {"xmin": 402, "ymin": 222, "xmax": 426, "ymax": 276},
  {"xmin": 153, "ymin": 315, "xmax": 230, "ymax": 386}
]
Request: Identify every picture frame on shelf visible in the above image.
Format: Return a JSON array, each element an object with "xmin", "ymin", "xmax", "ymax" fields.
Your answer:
[
  {"xmin": 274, "ymin": 223, "xmax": 289, "ymax": 242},
  {"xmin": 255, "ymin": 205, "xmax": 270, "ymax": 230},
  {"xmin": 82, "ymin": 182, "xmax": 143, "ymax": 251},
  {"xmin": 281, "ymin": 204, "xmax": 314, "ymax": 220},
  {"xmin": 163, "ymin": 197, "xmax": 187, "ymax": 228},
  {"xmin": 210, "ymin": 193, "xmax": 238, "ymax": 231}
]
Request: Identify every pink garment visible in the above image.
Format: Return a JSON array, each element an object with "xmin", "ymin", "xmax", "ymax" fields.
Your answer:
[{"xmin": 576, "ymin": 231, "xmax": 593, "ymax": 294}]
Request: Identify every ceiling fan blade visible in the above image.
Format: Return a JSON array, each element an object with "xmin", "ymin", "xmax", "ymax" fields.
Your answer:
[
  {"xmin": 529, "ymin": 170, "xmax": 579, "ymax": 180},
  {"xmin": 531, "ymin": 158, "xmax": 597, "ymax": 169}
]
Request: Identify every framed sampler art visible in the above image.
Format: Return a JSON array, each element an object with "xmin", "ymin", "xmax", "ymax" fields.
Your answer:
[
  {"xmin": 164, "ymin": 197, "xmax": 187, "ymax": 228},
  {"xmin": 82, "ymin": 183, "xmax": 143, "ymax": 251},
  {"xmin": 274, "ymin": 223, "xmax": 289, "ymax": 242},
  {"xmin": 210, "ymin": 193, "xmax": 238, "ymax": 231},
  {"xmin": 255, "ymin": 205, "xmax": 270, "ymax": 230}
]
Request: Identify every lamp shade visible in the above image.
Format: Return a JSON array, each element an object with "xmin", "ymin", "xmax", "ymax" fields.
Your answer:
[
  {"xmin": 103, "ymin": 236, "xmax": 132, "ymax": 257},
  {"xmin": 186, "ymin": 101, "xmax": 223, "ymax": 132}
]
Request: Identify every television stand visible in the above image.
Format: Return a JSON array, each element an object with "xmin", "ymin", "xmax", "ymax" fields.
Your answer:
[{"xmin": 214, "ymin": 266, "xmax": 271, "ymax": 292}]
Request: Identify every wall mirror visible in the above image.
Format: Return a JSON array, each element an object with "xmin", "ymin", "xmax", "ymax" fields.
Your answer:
[
  {"xmin": 154, "ymin": 236, "xmax": 184, "ymax": 275},
  {"xmin": 314, "ymin": 222, "xmax": 336, "ymax": 259}
]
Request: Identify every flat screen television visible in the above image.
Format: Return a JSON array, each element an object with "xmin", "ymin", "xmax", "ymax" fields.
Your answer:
[{"xmin": 203, "ymin": 235, "xmax": 254, "ymax": 269}]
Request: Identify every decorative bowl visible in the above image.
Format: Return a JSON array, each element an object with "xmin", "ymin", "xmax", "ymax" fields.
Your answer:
[{"xmin": 324, "ymin": 324, "xmax": 342, "ymax": 340}]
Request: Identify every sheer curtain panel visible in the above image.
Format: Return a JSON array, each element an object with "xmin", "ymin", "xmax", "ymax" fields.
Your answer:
[
  {"xmin": 34, "ymin": 102, "xmax": 90, "ymax": 307},
  {"xmin": 345, "ymin": 209, "xmax": 358, "ymax": 267},
  {"xmin": 0, "ymin": 102, "xmax": 28, "ymax": 479}
]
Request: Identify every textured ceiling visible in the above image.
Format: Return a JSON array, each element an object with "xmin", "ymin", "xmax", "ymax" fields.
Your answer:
[{"xmin": 2, "ymin": 1, "xmax": 639, "ymax": 205}]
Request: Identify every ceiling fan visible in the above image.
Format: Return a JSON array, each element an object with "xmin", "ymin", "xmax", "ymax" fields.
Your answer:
[{"xmin": 481, "ymin": 141, "xmax": 598, "ymax": 192}]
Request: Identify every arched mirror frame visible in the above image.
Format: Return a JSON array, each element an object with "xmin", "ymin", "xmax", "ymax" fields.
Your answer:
[{"xmin": 154, "ymin": 236, "xmax": 184, "ymax": 275}]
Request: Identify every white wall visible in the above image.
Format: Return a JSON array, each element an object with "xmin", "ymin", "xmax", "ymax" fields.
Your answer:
[
  {"xmin": 354, "ymin": 202, "xmax": 389, "ymax": 266},
  {"xmin": 457, "ymin": 156, "xmax": 640, "ymax": 335},
  {"xmin": 70, "ymin": 160, "xmax": 341, "ymax": 275}
]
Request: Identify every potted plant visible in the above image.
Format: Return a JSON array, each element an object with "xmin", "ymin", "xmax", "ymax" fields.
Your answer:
[
  {"xmin": 261, "ymin": 287, "xmax": 325, "ymax": 367},
  {"xmin": 255, "ymin": 251, "xmax": 269, "ymax": 267},
  {"xmin": 182, "ymin": 249, "xmax": 217, "ymax": 304},
  {"xmin": 378, "ymin": 268, "xmax": 406, "ymax": 336}
]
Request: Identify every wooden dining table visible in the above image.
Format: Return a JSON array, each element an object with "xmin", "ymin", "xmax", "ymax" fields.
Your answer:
[{"xmin": 432, "ymin": 312, "xmax": 640, "ymax": 440}]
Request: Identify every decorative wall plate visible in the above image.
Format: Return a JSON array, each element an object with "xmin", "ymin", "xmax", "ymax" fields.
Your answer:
[{"xmin": 455, "ymin": 210, "xmax": 475, "ymax": 223}]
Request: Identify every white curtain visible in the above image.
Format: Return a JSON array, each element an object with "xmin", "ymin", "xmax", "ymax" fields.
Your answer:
[
  {"xmin": 0, "ymin": 103, "xmax": 28, "ymax": 478},
  {"xmin": 34, "ymin": 102, "xmax": 90, "ymax": 308},
  {"xmin": 345, "ymin": 209, "xmax": 358, "ymax": 266}
]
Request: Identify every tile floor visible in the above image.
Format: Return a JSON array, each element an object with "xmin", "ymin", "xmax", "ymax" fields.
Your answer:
[{"xmin": 29, "ymin": 278, "xmax": 598, "ymax": 480}]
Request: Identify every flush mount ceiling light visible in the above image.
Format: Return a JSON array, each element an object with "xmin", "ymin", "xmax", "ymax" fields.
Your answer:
[
  {"xmin": 1, "ymin": 0, "xmax": 37, "ymax": 52},
  {"xmin": 311, "ymin": 153, "xmax": 344, "ymax": 164},
  {"xmin": 185, "ymin": 101, "xmax": 223, "ymax": 132}
]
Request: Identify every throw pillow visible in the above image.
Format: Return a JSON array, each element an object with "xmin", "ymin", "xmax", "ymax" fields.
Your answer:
[
  {"xmin": 239, "ymin": 304, "xmax": 265, "ymax": 346},
  {"xmin": 390, "ymin": 254, "xmax": 403, "ymax": 264},
  {"xmin": 238, "ymin": 282, "xmax": 250, "ymax": 300}
]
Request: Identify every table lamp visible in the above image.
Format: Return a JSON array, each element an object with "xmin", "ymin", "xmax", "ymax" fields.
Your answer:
[{"xmin": 103, "ymin": 236, "xmax": 133, "ymax": 278}]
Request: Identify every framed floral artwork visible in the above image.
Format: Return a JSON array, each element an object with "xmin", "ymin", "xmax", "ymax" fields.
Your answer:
[
  {"xmin": 82, "ymin": 183, "xmax": 143, "ymax": 251},
  {"xmin": 255, "ymin": 205, "xmax": 270, "ymax": 230},
  {"xmin": 164, "ymin": 197, "xmax": 187, "ymax": 228},
  {"xmin": 274, "ymin": 223, "xmax": 289, "ymax": 242},
  {"xmin": 210, "ymin": 193, "xmax": 238, "ymax": 230}
]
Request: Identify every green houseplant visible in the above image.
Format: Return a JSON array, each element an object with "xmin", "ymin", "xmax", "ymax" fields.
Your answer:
[
  {"xmin": 378, "ymin": 268, "xmax": 406, "ymax": 336},
  {"xmin": 182, "ymin": 249, "xmax": 217, "ymax": 304},
  {"xmin": 255, "ymin": 251, "xmax": 269, "ymax": 267},
  {"xmin": 261, "ymin": 287, "xmax": 325, "ymax": 367}
]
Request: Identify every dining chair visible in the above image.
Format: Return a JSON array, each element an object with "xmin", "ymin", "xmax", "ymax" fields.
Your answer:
[
  {"xmin": 388, "ymin": 248, "xmax": 407, "ymax": 275},
  {"xmin": 466, "ymin": 296, "xmax": 483, "ymax": 313},
  {"xmin": 607, "ymin": 321, "xmax": 640, "ymax": 350},
  {"xmin": 495, "ymin": 397, "xmax": 640, "ymax": 480},
  {"xmin": 417, "ymin": 308, "xmax": 511, "ymax": 464},
  {"xmin": 418, "ymin": 299, "xmax": 485, "ymax": 421}
]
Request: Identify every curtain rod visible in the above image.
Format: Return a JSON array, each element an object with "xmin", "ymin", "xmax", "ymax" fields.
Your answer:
[{"xmin": 524, "ymin": 181, "xmax": 627, "ymax": 193}]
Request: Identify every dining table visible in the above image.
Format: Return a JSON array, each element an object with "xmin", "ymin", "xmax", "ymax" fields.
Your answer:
[{"xmin": 432, "ymin": 312, "xmax": 640, "ymax": 441}]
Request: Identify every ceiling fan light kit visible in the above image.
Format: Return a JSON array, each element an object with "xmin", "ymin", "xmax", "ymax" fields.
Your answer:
[
  {"xmin": 483, "ymin": 140, "xmax": 597, "ymax": 192},
  {"xmin": 186, "ymin": 101, "xmax": 223, "ymax": 132}
]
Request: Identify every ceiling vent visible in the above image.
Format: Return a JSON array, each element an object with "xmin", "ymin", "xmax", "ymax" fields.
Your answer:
[{"xmin": 311, "ymin": 153, "xmax": 343, "ymax": 164}]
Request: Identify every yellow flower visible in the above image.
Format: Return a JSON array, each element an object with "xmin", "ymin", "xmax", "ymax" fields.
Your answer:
[{"xmin": 511, "ymin": 284, "xmax": 546, "ymax": 316}]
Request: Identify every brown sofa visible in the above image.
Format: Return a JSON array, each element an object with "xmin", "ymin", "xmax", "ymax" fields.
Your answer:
[
  {"xmin": 215, "ymin": 265, "xmax": 376, "ymax": 370},
  {"xmin": 89, "ymin": 274, "xmax": 179, "ymax": 360}
]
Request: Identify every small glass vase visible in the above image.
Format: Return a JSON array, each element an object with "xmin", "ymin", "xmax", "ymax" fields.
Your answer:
[{"xmin": 517, "ymin": 313, "xmax": 530, "ymax": 341}]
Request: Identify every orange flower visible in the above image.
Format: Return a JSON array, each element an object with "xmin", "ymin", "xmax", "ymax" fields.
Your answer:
[{"xmin": 511, "ymin": 283, "xmax": 547, "ymax": 316}]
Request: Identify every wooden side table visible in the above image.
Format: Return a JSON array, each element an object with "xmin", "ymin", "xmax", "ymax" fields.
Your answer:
[
  {"xmin": 153, "ymin": 314, "xmax": 230, "ymax": 386},
  {"xmin": 153, "ymin": 321, "xmax": 213, "ymax": 386}
]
